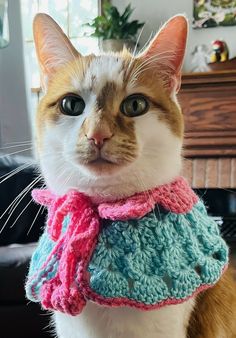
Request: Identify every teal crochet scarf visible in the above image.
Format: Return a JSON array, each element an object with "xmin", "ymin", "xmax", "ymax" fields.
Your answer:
[{"xmin": 25, "ymin": 177, "xmax": 228, "ymax": 315}]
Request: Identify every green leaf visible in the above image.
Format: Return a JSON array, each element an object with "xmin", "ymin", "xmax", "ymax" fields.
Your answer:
[
  {"xmin": 109, "ymin": 6, "xmax": 120, "ymax": 21},
  {"xmin": 83, "ymin": 2, "xmax": 145, "ymax": 40},
  {"xmin": 120, "ymin": 4, "xmax": 133, "ymax": 23}
]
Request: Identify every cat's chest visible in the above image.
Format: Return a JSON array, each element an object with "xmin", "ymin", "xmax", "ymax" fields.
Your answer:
[{"xmin": 54, "ymin": 299, "xmax": 195, "ymax": 338}]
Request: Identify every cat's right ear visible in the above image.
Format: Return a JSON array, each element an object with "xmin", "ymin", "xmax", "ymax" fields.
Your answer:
[
  {"xmin": 33, "ymin": 13, "xmax": 80, "ymax": 89},
  {"xmin": 137, "ymin": 15, "xmax": 188, "ymax": 94}
]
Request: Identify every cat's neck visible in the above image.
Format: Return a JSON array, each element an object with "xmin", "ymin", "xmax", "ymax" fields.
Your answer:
[
  {"xmin": 42, "ymin": 147, "xmax": 182, "ymax": 203},
  {"xmin": 47, "ymin": 170, "xmax": 181, "ymax": 204}
]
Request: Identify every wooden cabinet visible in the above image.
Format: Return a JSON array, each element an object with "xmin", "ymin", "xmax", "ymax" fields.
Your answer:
[{"xmin": 178, "ymin": 71, "xmax": 236, "ymax": 157}]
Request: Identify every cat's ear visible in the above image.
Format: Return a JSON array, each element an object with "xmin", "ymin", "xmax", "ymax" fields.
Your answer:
[
  {"xmin": 33, "ymin": 13, "xmax": 80, "ymax": 88},
  {"xmin": 137, "ymin": 15, "xmax": 188, "ymax": 93}
]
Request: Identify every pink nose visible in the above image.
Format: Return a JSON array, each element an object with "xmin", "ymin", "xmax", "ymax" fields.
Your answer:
[{"xmin": 86, "ymin": 131, "xmax": 112, "ymax": 148}]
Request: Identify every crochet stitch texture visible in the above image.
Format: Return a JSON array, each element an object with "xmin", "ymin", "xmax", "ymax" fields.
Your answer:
[{"xmin": 25, "ymin": 177, "xmax": 228, "ymax": 315}]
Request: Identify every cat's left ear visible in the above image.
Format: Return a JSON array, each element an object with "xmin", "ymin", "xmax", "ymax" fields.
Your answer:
[{"xmin": 137, "ymin": 15, "xmax": 188, "ymax": 93}]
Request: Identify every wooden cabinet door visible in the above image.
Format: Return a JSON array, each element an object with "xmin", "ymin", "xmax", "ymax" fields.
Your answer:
[{"xmin": 178, "ymin": 71, "xmax": 236, "ymax": 157}]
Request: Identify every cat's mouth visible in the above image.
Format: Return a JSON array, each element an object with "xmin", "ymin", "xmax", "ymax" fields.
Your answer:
[
  {"xmin": 86, "ymin": 156, "xmax": 117, "ymax": 169},
  {"xmin": 72, "ymin": 148, "xmax": 131, "ymax": 175},
  {"xmin": 82, "ymin": 154, "xmax": 121, "ymax": 174},
  {"xmin": 89, "ymin": 158, "xmax": 114, "ymax": 165}
]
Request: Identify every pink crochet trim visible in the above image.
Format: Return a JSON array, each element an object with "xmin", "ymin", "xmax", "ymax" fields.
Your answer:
[
  {"xmin": 98, "ymin": 176, "xmax": 198, "ymax": 220},
  {"xmin": 80, "ymin": 265, "xmax": 227, "ymax": 311},
  {"xmin": 31, "ymin": 177, "xmax": 199, "ymax": 315},
  {"xmin": 33, "ymin": 177, "xmax": 198, "ymax": 223}
]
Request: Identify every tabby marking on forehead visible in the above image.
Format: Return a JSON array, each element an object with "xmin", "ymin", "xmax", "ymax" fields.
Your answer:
[{"xmin": 96, "ymin": 81, "xmax": 117, "ymax": 112}]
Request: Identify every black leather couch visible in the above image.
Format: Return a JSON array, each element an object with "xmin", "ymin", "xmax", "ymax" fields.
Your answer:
[{"xmin": 0, "ymin": 155, "xmax": 51, "ymax": 338}]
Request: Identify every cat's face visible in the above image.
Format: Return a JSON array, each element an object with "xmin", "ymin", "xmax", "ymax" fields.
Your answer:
[{"xmin": 34, "ymin": 14, "xmax": 187, "ymax": 200}]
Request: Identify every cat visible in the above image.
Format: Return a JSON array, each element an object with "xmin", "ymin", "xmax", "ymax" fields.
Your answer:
[{"xmin": 31, "ymin": 13, "xmax": 236, "ymax": 338}]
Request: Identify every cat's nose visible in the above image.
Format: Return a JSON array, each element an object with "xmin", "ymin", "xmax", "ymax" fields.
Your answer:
[{"xmin": 86, "ymin": 130, "xmax": 113, "ymax": 148}]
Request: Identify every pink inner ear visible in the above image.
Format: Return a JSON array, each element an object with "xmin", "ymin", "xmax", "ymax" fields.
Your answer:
[
  {"xmin": 33, "ymin": 13, "xmax": 79, "ymax": 80},
  {"xmin": 140, "ymin": 16, "xmax": 188, "ymax": 92}
]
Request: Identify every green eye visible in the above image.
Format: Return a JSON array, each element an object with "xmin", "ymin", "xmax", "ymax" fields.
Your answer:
[
  {"xmin": 120, "ymin": 94, "xmax": 149, "ymax": 117},
  {"xmin": 60, "ymin": 95, "xmax": 85, "ymax": 116}
]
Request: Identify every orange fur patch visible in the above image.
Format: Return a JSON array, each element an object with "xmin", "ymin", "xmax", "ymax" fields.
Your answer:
[
  {"xmin": 187, "ymin": 267, "xmax": 236, "ymax": 338},
  {"xmin": 129, "ymin": 57, "xmax": 184, "ymax": 138}
]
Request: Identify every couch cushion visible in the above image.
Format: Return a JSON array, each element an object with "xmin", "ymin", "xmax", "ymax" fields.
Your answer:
[
  {"xmin": 0, "ymin": 244, "xmax": 36, "ymax": 302},
  {"xmin": 0, "ymin": 304, "xmax": 51, "ymax": 338},
  {"xmin": 0, "ymin": 155, "xmax": 46, "ymax": 245}
]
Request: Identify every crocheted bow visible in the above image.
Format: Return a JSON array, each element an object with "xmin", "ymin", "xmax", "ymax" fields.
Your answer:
[
  {"xmin": 29, "ymin": 190, "xmax": 99, "ymax": 314},
  {"xmin": 27, "ymin": 177, "xmax": 199, "ymax": 315}
]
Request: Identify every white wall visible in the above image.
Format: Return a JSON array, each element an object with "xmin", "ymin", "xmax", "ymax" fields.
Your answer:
[
  {"xmin": 113, "ymin": 0, "xmax": 236, "ymax": 71},
  {"xmin": 0, "ymin": 0, "xmax": 31, "ymax": 150}
]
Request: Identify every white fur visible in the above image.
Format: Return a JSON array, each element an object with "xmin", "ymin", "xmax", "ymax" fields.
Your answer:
[
  {"xmin": 40, "ymin": 109, "xmax": 182, "ymax": 199},
  {"xmin": 84, "ymin": 56, "xmax": 125, "ymax": 92},
  {"xmin": 54, "ymin": 300, "xmax": 195, "ymax": 338},
  {"xmin": 38, "ymin": 54, "xmax": 192, "ymax": 338}
]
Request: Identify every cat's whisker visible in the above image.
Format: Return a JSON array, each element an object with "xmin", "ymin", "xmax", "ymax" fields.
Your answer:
[
  {"xmin": 128, "ymin": 25, "xmax": 145, "ymax": 69},
  {"xmin": 128, "ymin": 36, "xmax": 156, "ymax": 85},
  {"xmin": 135, "ymin": 50, "xmax": 183, "ymax": 75},
  {"xmin": 0, "ymin": 180, "xmax": 40, "ymax": 235},
  {"xmin": 5, "ymin": 140, "xmax": 32, "ymax": 144},
  {"xmin": 54, "ymin": 165, "xmax": 70, "ymax": 186},
  {"xmin": 59, "ymin": 167, "xmax": 74, "ymax": 190},
  {"xmin": 0, "ymin": 175, "xmax": 42, "ymax": 222},
  {"xmin": 136, "ymin": 55, "xmax": 178, "ymax": 74},
  {"xmin": 130, "ymin": 50, "xmax": 179, "ymax": 82},
  {"xmin": 215, "ymin": 188, "xmax": 236, "ymax": 195},
  {"xmin": 8, "ymin": 175, "xmax": 43, "ymax": 214},
  {"xmin": 0, "ymin": 147, "xmax": 33, "ymax": 158},
  {"xmin": 0, "ymin": 161, "xmax": 34, "ymax": 184},
  {"xmin": 57, "ymin": 167, "xmax": 69, "ymax": 181},
  {"xmin": 136, "ymin": 31, "xmax": 154, "ymax": 56},
  {"xmin": 0, "ymin": 143, "xmax": 32, "ymax": 150},
  {"xmin": 130, "ymin": 55, "xmax": 174, "ymax": 82},
  {"xmin": 64, "ymin": 171, "xmax": 73, "ymax": 187},
  {"xmin": 0, "ymin": 176, "xmax": 43, "ymax": 235},
  {"xmin": 10, "ymin": 199, "xmax": 33, "ymax": 229},
  {"xmin": 9, "ymin": 178, "xmax": 43, "ymax": 223},
  {"xmin": 4, "ymin": 140, "xmax": 32, "ymax": 146},
  {"xmin": 27, "ymin": 205, "xmax": 44, "ymax": 236},
  {"xmin": 132, "ymin": 50, "xmax": 176, "ymax": 72}
]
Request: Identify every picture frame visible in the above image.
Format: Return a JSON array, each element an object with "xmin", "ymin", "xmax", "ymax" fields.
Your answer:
[{"xmin": 193, "ymin": 0, "xmax": 236, "ymax": 29}]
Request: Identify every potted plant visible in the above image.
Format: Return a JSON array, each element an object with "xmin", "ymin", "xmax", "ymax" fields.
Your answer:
[{"xmin": 85, "ymin": 2, "xmax": 144, "ymax": 52}]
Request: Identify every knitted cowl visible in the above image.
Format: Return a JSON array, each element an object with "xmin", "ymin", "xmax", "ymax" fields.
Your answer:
[{"xmin": 25, "ymin": 177, "xmax": 228, "ymax": 316}]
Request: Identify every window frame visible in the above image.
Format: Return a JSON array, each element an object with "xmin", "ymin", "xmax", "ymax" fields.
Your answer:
[{"xmin": 21, "ymin": 0, "xmax": 103, "ymax": 94}]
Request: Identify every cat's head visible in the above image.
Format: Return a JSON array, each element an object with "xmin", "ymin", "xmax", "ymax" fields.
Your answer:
[{"xmin": 33, "ymin": 13, "xmax": 188, "ymax": 200}]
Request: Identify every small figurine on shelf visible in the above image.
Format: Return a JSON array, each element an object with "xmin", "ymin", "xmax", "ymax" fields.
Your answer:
[
  {"xmin": 191, "ymin": 44, "xmax": 211, "ymax": 72},
  {"xmin": 210, "ymin": 40, "xmax": 229, "ymax": 63}
]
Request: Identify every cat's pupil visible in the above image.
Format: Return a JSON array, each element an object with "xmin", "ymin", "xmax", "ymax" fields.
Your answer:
[
  {"xmin": 132, "ymin": 100, "xmax": 138, "ymax": 112},
  {"xmin": 67, "ymin": 98, "xmax": 81, "ymax": 112},
  {"xmin": 70, "ymin": 100, "xmax": 79, "ymax": 112}
]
